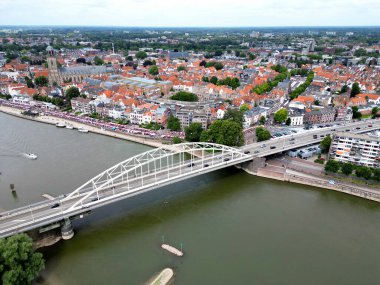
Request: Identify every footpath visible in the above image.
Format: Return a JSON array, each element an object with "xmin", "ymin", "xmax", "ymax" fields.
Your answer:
[
  {"xmin": 244, "ymin": 157, "xmax": 380, "ymax": 203},
  {"xmin": 0, "ymin": 105, "xmax": 165, "ymax": 149}
]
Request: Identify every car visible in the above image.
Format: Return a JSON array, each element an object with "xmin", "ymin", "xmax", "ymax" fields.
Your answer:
[
  {"xmin": 270, "ymin": 146, "xmax": 276, "ymax": 149},
  {"xmin": 187, "ymin": 163, "xmax": 195, "ymax": 167},
  {"xmin": 356, "ymin": 127, "xmax": 361, "ymax": 130},
  {"xmin": 254, "ymin": 150, "xmax": 260, "ymax": 154},
  {"xmin": 289, "ymin": 138, "xmax": 295, "ymax": 141},
  {"xmin": 290, "ymin": 142, "xmax": 295, "ymax": 145},
  {"xmin": 313, "ymin": 135, "xmax": 318, "ymax": 139},
  {"xmin": 328, "ymin": 180, "xmax": 335, "ymax": 185},
  {"xmin": 368, "ymin": 124, "xmax": 373, "ymax": 127},
  {"xmin": 204, "ymin": 164, "xmax": 209, "ymax": 167},
  {"xmin": 51, "ymin": 203, "xmax": 60, "ymax": 209},
  {"xmin": 320, "ymin": 135, "xmax": 325, "ymax": 137},
  {"xmin": 224, "ymin": 158, "xmax": 230, "ymax": 162},
  {"xmin": 261, "ymin": 144, "xmax": 267, "ymax": 148},
  {"xmin": 244, "ymin": 150, "xmax": 250, "ymax": 154}
]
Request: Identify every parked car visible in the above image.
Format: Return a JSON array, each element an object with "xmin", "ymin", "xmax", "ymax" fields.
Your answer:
[{"xmin": 187, "ymin": 163, "xmax": 195, "ymax": 167}]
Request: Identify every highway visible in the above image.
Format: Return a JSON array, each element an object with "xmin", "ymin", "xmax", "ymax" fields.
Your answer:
[{"xmin": 241, "ymin": 119, "xmax": 380, "ymax": 157}]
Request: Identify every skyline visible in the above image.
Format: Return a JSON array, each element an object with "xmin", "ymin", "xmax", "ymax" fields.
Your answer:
[{"xmin": 1, "ymin": 0, "xmax": 380, "ymax": 27}]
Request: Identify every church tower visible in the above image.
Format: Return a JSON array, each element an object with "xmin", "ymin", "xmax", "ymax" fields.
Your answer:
[{"xmin": 46, "ymin": 46, "xmax": 61, "ymax": 85}]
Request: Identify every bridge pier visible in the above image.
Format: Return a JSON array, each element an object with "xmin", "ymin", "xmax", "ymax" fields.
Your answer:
[
  {"xmin": 238, "ymin": 157, "xmax": 266, "ymax": 174},
  {"xmin": 61, "ymin": 218, "xmax": 74, "ymax": 240}
]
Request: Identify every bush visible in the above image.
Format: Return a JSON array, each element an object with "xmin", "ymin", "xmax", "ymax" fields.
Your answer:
[
  {"xmin": 325, "ymin": 160, "xmax": 340, "ymax": 173},
  {"xmin": 256, "ymin": 127, "xmax": 271, "ymax": 142}
]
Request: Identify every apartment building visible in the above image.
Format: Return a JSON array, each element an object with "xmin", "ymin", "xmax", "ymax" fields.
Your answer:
[{"xmin": 329, "ymin": 132, "xmax": 380, "ymax": 168}]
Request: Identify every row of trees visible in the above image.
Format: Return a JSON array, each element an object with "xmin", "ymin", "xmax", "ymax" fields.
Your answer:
[
  {"xmin": 32, "ymin": 94, "xmax": 64, "ymax": 106},
  {"xmin": 199, "ymin": 60, "xmax": 224, "ymax": 70},
  {"xmin": 289, "ymin": 71, "xmax": 315, "ymax": 100},
  {"xmin": 202, "ymin": 76, "xmax": 240, "ymax": 90},
  {"xmin": 325, "ymin": 160, "xmax": 380, "ymax": 181},
  {"xmin": 252, "ymin": 65, "xmax": 288, "ymax": 95},
  {"xmin": 170, "ymin": 91, "xmax": 198, "ymax": 102}
]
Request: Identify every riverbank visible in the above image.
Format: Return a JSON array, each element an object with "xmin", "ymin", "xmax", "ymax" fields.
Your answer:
[
  {"xmin": 243, "ymin": 162, "xmax": 380, "ymax": 203},
  {"xmin": 0, "ymin": 105, "xmax": 165, "ymax": 149}
]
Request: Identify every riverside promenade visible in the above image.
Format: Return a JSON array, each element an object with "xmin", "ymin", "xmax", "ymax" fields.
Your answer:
[
  {"xmin": 0, "ymin": 104, "xmax": 164, "ymax": 148},
  {"xmin": 246, "ymin": 159, "xmax": 380, "ymax": 203}
]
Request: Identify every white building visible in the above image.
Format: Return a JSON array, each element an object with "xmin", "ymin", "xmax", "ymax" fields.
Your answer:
[
  {"xmin": 329, "ymin": 132, "xmax": 380, "ymax": 168},
  {"xmin": 108, "ymin": 108, "xmax": 124, "ymax": 119}
]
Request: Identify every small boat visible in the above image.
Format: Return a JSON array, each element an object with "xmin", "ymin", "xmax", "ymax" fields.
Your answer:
[
  {"xmin": 22, "ymin": 153, "xmax": 38, "ymax": 160},
  {"xmin": 66, "ymin": 124, "xmax": 74, "ymax": 129},
  {"xmin": 78, "ymin": 127, "xmax": 89, "ymax": 133},
  {"xmin": 56, "ymin": 122, "xmax": 66, "ymax": 128}
]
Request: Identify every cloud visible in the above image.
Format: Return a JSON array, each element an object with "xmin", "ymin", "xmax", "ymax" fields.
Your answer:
[{"xmin": 0, "ymin": 0, "xmax": 379, "ymax": 26}]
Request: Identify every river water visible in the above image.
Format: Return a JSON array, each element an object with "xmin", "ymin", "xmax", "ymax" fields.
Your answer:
[{"xmin": 0, "ymin": 112, "xmax": 379, "ymax": 285}]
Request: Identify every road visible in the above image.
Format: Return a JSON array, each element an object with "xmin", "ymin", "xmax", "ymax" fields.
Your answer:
[{"xmin": 241, "ymin": 119, "xmax": 380, "ymax": 157}]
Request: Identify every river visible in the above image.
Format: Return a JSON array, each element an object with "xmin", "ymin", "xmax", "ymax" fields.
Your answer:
[{"xmin": 0, "ymin": 112, "xmax": 379, "ymax": 285}]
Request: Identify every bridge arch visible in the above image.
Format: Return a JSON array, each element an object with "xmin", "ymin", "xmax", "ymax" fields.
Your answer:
[{"xmin": 63, "ymin": 142, "xmax": 251, "ymax": 210}]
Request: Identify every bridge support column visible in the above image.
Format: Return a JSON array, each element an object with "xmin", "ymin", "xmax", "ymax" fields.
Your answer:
[
  {"xmin": 61, "ymin": 218, "xmax": 74, "ymax": 240},
  {"xmin": 238, "ymin": 157, "xmax": 266, "ymax": 175}
]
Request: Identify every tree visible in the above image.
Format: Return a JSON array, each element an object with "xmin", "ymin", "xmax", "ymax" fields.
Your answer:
[
  {"xmin": 255, "ymin": 127, "xmax": 271, "ymax": 142},
  {"xmin": 34, "ymin": 76, "xmax": 48, "ymax": 87},
  {"xmin": 239, "ymin": 104, "xmax": 250, "ymax": 112},
  {"xmin": 274, "ymin": 108, "xmax": 288, "ymax": 123},
  {"xmin": 200, "ymin": 120, "xmax": 244, "ymax": 147},
  {"xmin": 24, "ymin": 76, "xmax": 34, "ymax": 88},
  {"xmin": 94, "ymin": 56, "xmax": 104, "ymax": 66},
  {"xmin": 167, "ymin": 115, "xmax": 181, "ymax": 131},
  {"xmin": 314, "ymin": 100, "xmax": 320, "ymax": 106},
  {"xmin": 177, "ymin": 66, "xmax": 186, "ymax": 72},
  {"xmin": 259, "ymin": 116, "xmax": 266, "ymax": 125},
  {"xmin": 352, "ymin": 106, "xmax": 362, "ymax": 119},
  {"xmin": 170, "ymin": 91, "xmax": 198, "ymax": 102},
  {"xmin": 371, "ymin": 107, "xmax": 379, "ymax": 117},
  {"xmin": 135, "ymin": 51, "xmax": 147, "ymax": 60},
  {"xmin": 0, "ymin": 234, "xmax": 45, "ymax": 285},
  {"xmin": 320, "ymin": 135, "xmax": 332, "ymax": 153},
  {"xmin": 143, "ymin": 60, "xmax": 153, "ymax": 67},
  {"xmin": 350, "ymin": 82, "xmax": 360, "ymax": 97},
  {"xmin": 325, "ymin": 160, "xmax": 340, "ymax": 173},
  {"xmin": 185, "ymin": 123, "xmax": 203, "ymax": 142},
  {"xmin": 341, "ymin": 163, "xmax": 354, "ymax": 176},
  {"xmin": 65, "ymin": 86, "xmax": 80, "ymax": 99},
  {"xmin": 372, "ymin": 168, "xmax": 380, "ymax": 182},
  {"xmin": 285, "ymin": 117, "xmax": 291, "ymax": 126},
  {"xmin": 355, "ymin": 166, "xmax": 372, "ymax": 180},
  {"xmin": 209, "ymin": 76, "xmax": 218, "ymax": 85},
  {"xmin": 172, "ymin": 136, "xmax": 183, "ymax": 144},
  {"xmin": 223, "ymin": 109, "xmax": 244, "ymax": 127},
  {"xmin": 148, "ymin": 65, "xmax": 159, "ymax": 76},
  {"xmin": 340, "ymin": 85, "xmax": 348, "ymax": 94}
]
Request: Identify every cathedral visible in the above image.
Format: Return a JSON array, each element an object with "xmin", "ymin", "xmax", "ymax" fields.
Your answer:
[{"xmin": 47, "ymin": 46, "xmax": 113, "ymax": 85}]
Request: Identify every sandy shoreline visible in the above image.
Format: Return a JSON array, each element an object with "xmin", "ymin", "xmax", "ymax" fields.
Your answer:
[{"xmin": 0, "ymin": 105, "xmax": 165, "ymax": 149}]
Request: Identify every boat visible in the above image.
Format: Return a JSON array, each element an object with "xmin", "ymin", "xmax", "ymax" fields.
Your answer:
[
  {"xmin": 66, "ymin": 124, "xmax": 74, "ymax": 130},
  {"xmin": 56, "ymin": 122, "xmax": 66, "ymax": 128},
  {"xmin": 78, "ymin": 127, "xmax": 89, "ymax": 133},
  {"xmin": 22, "ymin": 153, "xmax": 38, "ymax": 160}
]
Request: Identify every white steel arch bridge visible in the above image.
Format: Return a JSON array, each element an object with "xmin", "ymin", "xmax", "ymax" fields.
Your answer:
[{"xmin": 0, "ymin": 143, "xmax": 252, "ymax": 238}]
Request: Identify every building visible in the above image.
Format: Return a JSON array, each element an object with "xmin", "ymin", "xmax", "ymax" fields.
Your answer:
[
  {"xmin": 329, "ymin": 132, "xmax": 380, "ymax": 168},
  {"xmin": 47, "ymin": 47, "xmax": 113, "ymax": 85},
  {"xmin": 242, "ymin": 107, "xmax": 268, "ymax": 128},
  {"xmin": 288, "ymin": 109, "xmax": 304, "ymax": 126},
  {"xmin": 71, "ymin": 98, "xmax": 95, "ymax": 114},
  {"xmin": 176, "ymin": 107, "xmax": 210, "ymax": 129},
  {"xmin": 303, "ymin": 108, "xmax": 335, "ymax": 125},
  {"xmin": 335, "ymin": 107, "xmax": 353, "ymax": 122}
]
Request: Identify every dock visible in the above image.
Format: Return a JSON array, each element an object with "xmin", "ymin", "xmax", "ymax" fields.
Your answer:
[
  {"xmin": 148, "ymin": 268, "xmax": 174, "ymax": 285},
  {"xmin": 42, "ymin": 194, "xmax": 55, "ymax": 200},
  {"xmin": 161, "ymin": 244, "xmax": 183, "ymax": 257}
]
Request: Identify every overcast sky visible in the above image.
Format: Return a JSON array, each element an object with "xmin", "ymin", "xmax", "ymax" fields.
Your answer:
[{"xmin": 1, "ymin": 0, "xmax": 379, "ymax": 27}]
